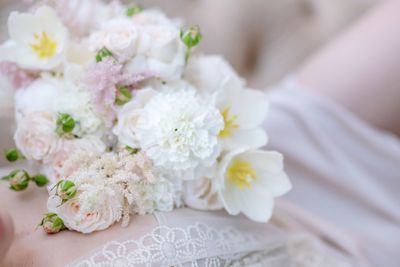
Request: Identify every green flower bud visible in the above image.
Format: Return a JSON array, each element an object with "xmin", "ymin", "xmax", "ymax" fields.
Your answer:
[
  {"xmin": 2, "ymin": 169, "xmax": 30, "ymax": 191},
  {"xmin": 55, "ymin": 180, "xmax": 77, "ymax": 203},
  {"xmin": 180, "ymin": 26, "xmax": 202, "ymax": 63},
  {"xmin": 96, "ymin": 47, "xmax": 113, "ymax": 62},
  {"xmin": 40, "ymin": 213, "xmax": 66, "ymax": 234},
  {"xmin": 32, "ymin": 175, "xmax": 49, "ymax": 187},
  {"xmin": 180, "ymin": 26, "xmax": 202, "ymax": 48},
  {"xmin": 56, "ymin": 113, "xmax": 76, "ymax": 136},
  {"xmin": 126, "ymin": 5, "xmax": 142, "ymax": 17},
  {"xmin": 115, "ymin": 86, "xmax": 133, "ymax": 106},
  {"xmin": 5, "ymin": 148, "xmax": 20, "ymax": 162}
]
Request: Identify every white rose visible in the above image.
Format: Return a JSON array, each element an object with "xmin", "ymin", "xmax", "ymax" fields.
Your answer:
[
  {"xmin": 14, "ymin": 111, "xmax": 60, "ymax": 162},
  {"xmin": 183, "ymin": 177, "xmax": 223, "ymax": 211},
  {"xmin": 185, "ymin": 55, "xmax": 244, "ymax": 95},
  {"xmin": 55, "ymin": 0, "xmax": 124, "ymax": 37},
  {"xmin": 89, "ymin": 18, "xmax": 139, "ymax": 59},
  {"xmin": 113, "ymin": 88, "xmax": 157, "ymax": 148},
  {"xmin": 57, "ymin": 87, "xmax": 103, "ymax": 136},
  {"xmin": 47, "ymin": 180, "xmax": 123, "ymax": 234},
  {"xmin": 126, "ymin": 23, "xmax": 185, "ymax": 80},
  {"xmin": 131, "ymin": 9, "xmax": 180, "ymax": 28},
  {"xmin": 15, "ymin": 77, "xmax": 103, "ymax": 137},
  {"xmin": 14, "ymin": 78, "xmax": 60, "ymax": 122}
]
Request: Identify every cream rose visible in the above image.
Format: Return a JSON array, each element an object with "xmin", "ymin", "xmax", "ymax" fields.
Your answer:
[
  {"xmin": 42, "ymin": 135, "xmax": 107, "ymax": 182},
  {"xmin": 183, "ymin": 177, "xmax": 223, "ymax": 210},
  {"xmin": 89, "ymin": 18, "xmax": 139, "ymax": 59},
  {"xmin": 185, "ymin": 55, "xmax": 244, "ymax": 95},
  {"xmin": 47, "ymin": 181, "xmax": 123, "ymax": 234},
  {"xmin": 14, "ymin": 111, "xmax": 60, "ymax": 162},
  {"xmin": 113, "ymin": 88, "xmax": 157, "ymax": 147},
  {"xmin": 126, "ymin": 14, "xmax": 186, "ymax": 80},
  {"xmin": 55, "ymin": 0, "xmax": 124, "ymax": 37}
]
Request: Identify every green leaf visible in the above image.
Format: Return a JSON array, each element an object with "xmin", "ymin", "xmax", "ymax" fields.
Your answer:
[
  {"xmin": 96, "ymin": 47, "xmax": 113, "ymax": 62},
  {"xmin": 126, "ymin": 5, "xmax": 142, "ymax": 17},
  {"xmin": 126, "ymin": 146, "xmax": 140, "ymax": 154}
]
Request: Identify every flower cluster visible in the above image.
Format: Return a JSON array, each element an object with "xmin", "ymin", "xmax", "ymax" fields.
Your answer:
[{"xmin": 1, "ymin": 1, "xmax": 291, "ymax": 234}]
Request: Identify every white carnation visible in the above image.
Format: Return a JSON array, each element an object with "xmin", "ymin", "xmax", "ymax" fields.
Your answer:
[{"xmin": 135, "ymin": 87, "xmax": 224, "ymax": 176}]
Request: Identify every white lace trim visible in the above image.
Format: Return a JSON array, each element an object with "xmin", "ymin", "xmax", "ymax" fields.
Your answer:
[{"xmin": 68, "ymin": 222, "xmax": 288, "ymax": 267}]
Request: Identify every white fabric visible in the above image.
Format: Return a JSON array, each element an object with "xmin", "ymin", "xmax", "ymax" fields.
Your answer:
[{"xmin": 264, "ymin": 78, "xmax": 400, "ymax": 267}]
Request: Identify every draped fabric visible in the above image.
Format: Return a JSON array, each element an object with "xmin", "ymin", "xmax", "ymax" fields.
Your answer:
[{"xmin": 264, "ymin": 78, "xmax": 400, "ymax": 267}]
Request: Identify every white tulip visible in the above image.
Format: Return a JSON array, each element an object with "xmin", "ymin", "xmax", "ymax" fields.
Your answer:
[
  {"xmin": 0, "ymin": 6, "xmax": 68, "ymax": 70},
  {"xmin": 218, "ymin": 149, "xmax": 291, "ymax": 222}
]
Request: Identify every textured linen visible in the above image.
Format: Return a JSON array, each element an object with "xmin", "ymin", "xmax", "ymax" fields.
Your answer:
[{"xmin": 264, "ymin": 78, "xmax": 400, "ymax": 267}]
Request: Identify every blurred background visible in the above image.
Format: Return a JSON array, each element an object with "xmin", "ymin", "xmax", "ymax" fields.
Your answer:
[{"xmin": 0, "ymin": 0, "xmax": 377, "ymax": 165}]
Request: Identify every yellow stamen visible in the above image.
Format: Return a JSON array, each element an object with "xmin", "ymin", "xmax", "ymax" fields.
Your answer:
[
  {"xmin": 30, "ymin": 32, "xmax": 58, "ymax": 59},
  {"xmin": 227, "ymin": 159, "xmax": 257, "ymax": 189},
  {"xmin": 219, "ymin": 107, "xmax": 239, "ymax": 138}
]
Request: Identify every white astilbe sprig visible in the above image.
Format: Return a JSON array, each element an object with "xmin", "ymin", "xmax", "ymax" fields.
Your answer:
[{"xmin": 48, "ymin": 149, "xmax": 176, "ymax": 233}]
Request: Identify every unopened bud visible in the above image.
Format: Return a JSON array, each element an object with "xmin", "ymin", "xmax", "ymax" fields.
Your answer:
[
  {"xmin": 56, "ymin": 113, "xmax": 76, "ymax": 136},
  {"xmin": 55, "ymin": 180, "xmax": 77, "ymax": 203},
  {"xmin": 2, "ymin": 169, "xmax": 30, "ymax": 191},
  {"xmin": 126, "ymin": 5, "xmax": 142, "ymax": 17},
  {"xmin": 180, "ymin": 26, "xmax": 202, "ymax": 48},
  {"xmin": 40, "ymin": 213, "xmax": 66, "ymax": 234},
  {"xmin": 115, "ymin": 86, "xmax": 132, "ymax": 106},
  {"xmin": 5, "ymin": 148, "xmax": 20, "ymax": 162},
  {"xmin": 32, "ymin": 175, "xmax": 49, "ymax": 187},
  {"xmin": 180, "ymin": 26, "xmax": 202, "ymax": 63}
]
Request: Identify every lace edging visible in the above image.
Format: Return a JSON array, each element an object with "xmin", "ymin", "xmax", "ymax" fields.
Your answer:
[{"xmin": 69, "ymin": 222, "xmax": 276, "ymax": 267}]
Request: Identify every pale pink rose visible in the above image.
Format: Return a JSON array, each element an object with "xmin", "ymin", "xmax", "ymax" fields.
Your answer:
[
  {"xmin": 47, "ymin": 184, "xmax": 123, "ymax": 234},
  {"xmin": 42, "ymin": 136, "xmax": 106, "ymax": 182},
  {"xmin": 14, "ymin": 111, "xmax": 60, "ymax": 162}
]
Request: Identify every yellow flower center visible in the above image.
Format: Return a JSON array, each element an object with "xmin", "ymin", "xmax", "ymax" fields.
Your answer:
[
  {"xmin": 227, "ymin": 159, "xmax": 257, "ymax": 189},
  {"xmin": 219, "ymin": 108, "xmax": 239, "ymax": 138},
  {"xmin": 30, "ymin": 32, "xmax": 58, "ymax": 59}
]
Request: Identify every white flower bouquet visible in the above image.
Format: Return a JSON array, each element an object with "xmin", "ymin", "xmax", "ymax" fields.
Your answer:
[{"xmin": 0, "ymin": 1, "xmax": 291, "ymax": 234}]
